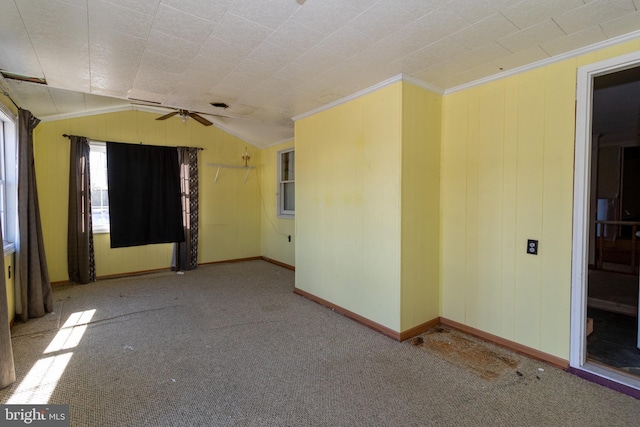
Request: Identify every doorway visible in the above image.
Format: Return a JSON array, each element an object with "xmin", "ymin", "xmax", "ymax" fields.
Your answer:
[{"xmin": 572, "ymin": 51, "xmax": 640, "ymax": 390}]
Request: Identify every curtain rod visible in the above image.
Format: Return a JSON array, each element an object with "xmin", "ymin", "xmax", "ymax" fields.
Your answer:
[{"xmin": 62, "ymin": 134, "xmax": 204, "ymax": 150}]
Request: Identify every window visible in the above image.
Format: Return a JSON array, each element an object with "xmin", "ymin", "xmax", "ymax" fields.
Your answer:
[
  {"xmin": 0, "ymin": 105, "xmax": 17, "ymax": 255},
  {"xmin": 277, "ymin": 148, "xmax": 294, "ymax": 218},
  {"xmin": 89, "ymin": 142, "xmax": 109, "ymax": 233},
  {"xmin": 0, "ymin": 121, "xmax": 6, "ymax": 240}
]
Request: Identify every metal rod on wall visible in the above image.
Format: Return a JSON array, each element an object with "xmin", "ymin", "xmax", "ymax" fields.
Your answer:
[
  {"xmin": 61, "ymin": 134, "xmax": 203, "ymax": 150},
  {"xmin": 206, "ymin": 163, "xmax": 256, "ymax": 184}
]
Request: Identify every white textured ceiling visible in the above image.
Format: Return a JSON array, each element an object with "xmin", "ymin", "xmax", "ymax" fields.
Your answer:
[{"xmin": 1, "ymin": 0, "xmax": 640, "ymax": 147}]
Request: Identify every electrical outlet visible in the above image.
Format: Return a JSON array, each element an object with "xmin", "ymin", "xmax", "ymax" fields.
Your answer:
[{"xmin": 527, "ymin": 239, "xmax": 538, "ymax": 255}]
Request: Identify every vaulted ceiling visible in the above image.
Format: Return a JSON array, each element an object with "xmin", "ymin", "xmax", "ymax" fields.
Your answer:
[{"xmin": 1, "ymin": 0, "xmax": 640, "ymax": 147}]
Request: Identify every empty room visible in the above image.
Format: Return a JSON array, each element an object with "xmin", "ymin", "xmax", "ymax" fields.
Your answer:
[{"xmin": 2, "ymin": 0, "xmax": 640, "ymax": 425}]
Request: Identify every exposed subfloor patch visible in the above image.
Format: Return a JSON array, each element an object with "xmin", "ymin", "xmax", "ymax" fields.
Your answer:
[{"xmin": 411, "ymin": 326, "xmax": 538, "ymax": 382}]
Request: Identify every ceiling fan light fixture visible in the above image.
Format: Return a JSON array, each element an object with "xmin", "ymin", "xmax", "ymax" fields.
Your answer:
[{"xmin": 155, "ymin": 108, "xmax": 213, "ymax": 126}]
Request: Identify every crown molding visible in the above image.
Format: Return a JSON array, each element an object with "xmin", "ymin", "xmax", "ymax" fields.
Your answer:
[
  {"xmin": 38, "ymin": 104, "xmax": 135, "ymax": 122},
  {"xmin": 131, "ymin": 104, "xmax": 171, "ymax": 114},
  {"xmin": 445, "ymin": 30, "xmax": 640, "ymax": 95},
  {"xmin": 402, "ymin": 75, "xmax": 445, "ymax": 95},
  {"xmin": 205, "ymin": 120, "xmax": 251, "ymax": 144},
  {"xmin": 292, "ymin": 74, "xmax": 446, "ymax": 122},
  {"xmin": 38, "ymin": 103, "xmax": 178, "ymax": 122},
  {"xmin": 263, "ymin": 137, "xmax": 295, "ymax": 148},
  {"xmin": 292, "ymin": 74, "xmax": 404, "ymax": 122},
  {"xmin": 38, "ymin": 103, "xmax": 288, "ymax": 148}
]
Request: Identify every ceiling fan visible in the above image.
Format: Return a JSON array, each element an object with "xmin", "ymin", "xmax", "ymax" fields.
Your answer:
[
  {"xmin": 128, "ymin": 98, "xmax": 234, "ymax": 126},
  {"xmin": 129, "ymin": 98, "xmax": 266, "ymax": 127},
  {"xmin": 156, "ymin": 109, "xmax": 213, "ymax": 126}
]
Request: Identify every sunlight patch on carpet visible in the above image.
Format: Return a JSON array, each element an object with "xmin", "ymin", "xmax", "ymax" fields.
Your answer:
[
  {"xmin": 6, "ymin": 353, "xmax": 73, "ymax": 404},
  {"xmin": 7, "ymin": 309, "xmax": 96, "ymax": 404}
]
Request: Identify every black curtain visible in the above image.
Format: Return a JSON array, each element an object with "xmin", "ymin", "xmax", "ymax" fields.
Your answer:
[{"xmin": 106, "ymin": 142, "xmax": 184, "ymax": 248}]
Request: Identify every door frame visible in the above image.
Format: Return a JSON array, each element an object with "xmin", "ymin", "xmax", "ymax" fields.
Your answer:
[{"xmin": 571, "ymin": 50, "xmax": 640, "ymax": 388}]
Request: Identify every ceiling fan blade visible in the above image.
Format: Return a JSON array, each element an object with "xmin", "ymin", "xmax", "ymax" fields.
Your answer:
[
  {"xmin": 189, "ymin": 112, "xmax": 213, "ymax": 126},
  {"xmin": 156, "ymin": 111, "xmax": 179, "ymax": 121}
]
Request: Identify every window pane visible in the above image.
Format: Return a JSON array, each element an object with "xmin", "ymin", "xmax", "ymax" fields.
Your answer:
[
  {"xmin": 283, "ymin": 182, "xmax": 295, "ymax": 212},
  {"xmin": 0, "ymin": 114, "xmax": 17, "ymax": 245},
  {"xmin": 0, "ymin": 122, "xmax": 5, "ymax": 240},
  {"xmin": 101, "ymin": 189, "xmax": 109, "ymax": 207},
  {"xmin": 89, "ymin": 143, "xmax": 109, "ymax": 231},
  {"xmin": 281, "ymin": 151, "xmax": 295, "ymax": 181},
  {"xmin": 91, "ymin": 189, "xmax": 109, "ymax": 229},
  {"xmin": 277, "ymin": 148, "xmax": 294, "ymax": 217},
  {"xmin": 0, "ymin": 181, "xmax": 4, "ymax": 240},
  {"xmin": 90, "ymin": 150, "xmax": 107, "ymax": 188},
  {"xmin": 91, "ymin": 188, "xmax": 101, "ymax": 207}
]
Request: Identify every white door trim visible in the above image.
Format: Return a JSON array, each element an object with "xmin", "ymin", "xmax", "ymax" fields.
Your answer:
[{"xmin": 571, "ymin": 50, "xmax": 640, "ymax": 384}]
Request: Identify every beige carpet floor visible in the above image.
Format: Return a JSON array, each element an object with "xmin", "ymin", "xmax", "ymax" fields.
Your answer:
[{"xmin": 2, "ymin": 260, "xmax": 640, "ymax": 426}]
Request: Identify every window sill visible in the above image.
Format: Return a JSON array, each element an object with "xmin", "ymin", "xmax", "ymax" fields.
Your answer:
[
  {"xmin": 277, "ymin": 214, "xmax": 295, "ymax": 220},
  {"xmin": 3, "ymin": 241, "xmax": 15, "ymax": 257}
]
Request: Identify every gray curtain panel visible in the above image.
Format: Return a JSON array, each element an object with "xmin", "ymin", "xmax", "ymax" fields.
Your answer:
[
  {"xmin": 0, "ymin": 219, "xmax": 15, "ymax": 389},
  {"xmin": 17, "ymin": 109, "xmax": 52, "ymax": 321},
  {"xmin": 68, "ymin": 136, "xmax": 96, "ymax": 284},
  {"xmin": 172, "ymin": 147, "xmax": 199, "ymax": 271}
]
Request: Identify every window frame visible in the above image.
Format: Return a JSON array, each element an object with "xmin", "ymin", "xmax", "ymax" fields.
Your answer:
[
  {"xmin": 0, "ymin": 103, "xmax": 17, "ymax": 256},
  {"xmin": 89, "ymin": 141, "xmax": 110, "ymax": 234},
  {"xmin": 277, "ymin": 148, "xmax": 295, "ymax": 219}
]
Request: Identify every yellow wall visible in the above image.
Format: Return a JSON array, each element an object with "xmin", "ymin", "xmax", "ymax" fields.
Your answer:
[
  {"xmin": 35, "ymin": 110, "xmax": 262, "ymax": 282},
  {"xmin": 260, "ymin": 140, "xmax": 295, "ymax": 267},
  {"xmin": 296, "ymin": 82, "xmax": 404, "ymax": 331},
  {"xmin": 296, "ymin": 81, "xmax": 443, "ymax": 333},
  {"xmin": 400, "ymin": 83, "xmax": 441, "ymax": 330},
  {"xmin": 0, "ymin": 92, "xmax": 18, "ymax": 117},
  {"xmin": 440, "ymin": 39, "xmax": 640, "ymax": 359}
]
